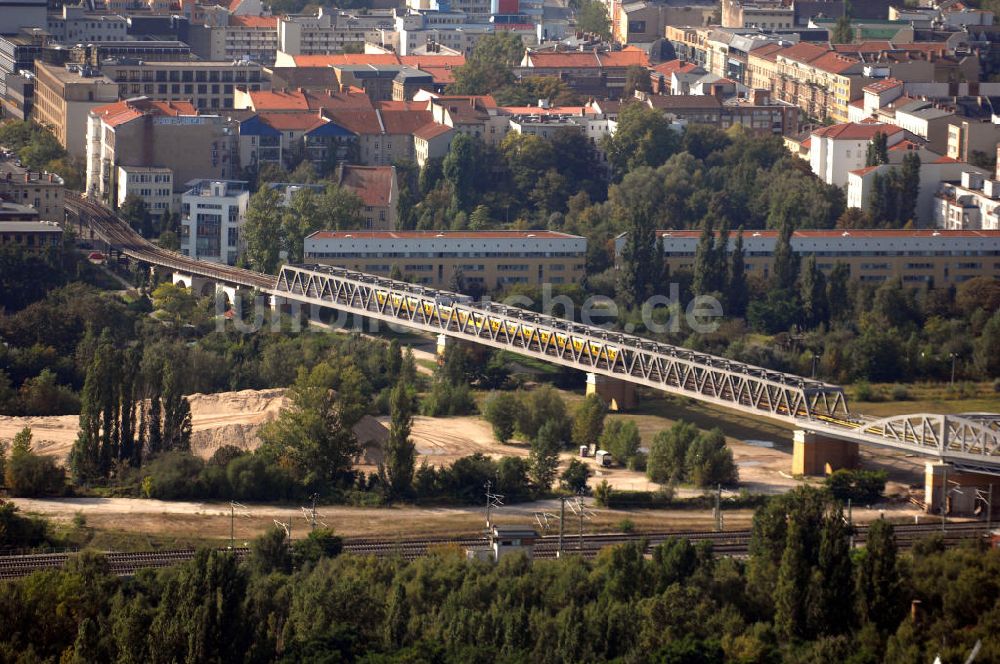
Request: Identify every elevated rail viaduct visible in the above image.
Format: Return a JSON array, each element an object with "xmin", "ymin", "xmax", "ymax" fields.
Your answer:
[{"xmin": 66, "ymin": 194, "xmax": 1000, "ymax": 514}]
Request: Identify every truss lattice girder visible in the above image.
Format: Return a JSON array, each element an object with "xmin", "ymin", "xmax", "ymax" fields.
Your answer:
[
  {"xmin": 801, "ymin": 413, "xmax": 1000, "ymax": 469},
  {"xmin": 273, "ymin": 265, "xmax": 849, "ymax": 423}
]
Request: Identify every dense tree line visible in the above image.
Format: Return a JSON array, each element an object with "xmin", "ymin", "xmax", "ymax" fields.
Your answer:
[
  {"xmin": 0, "ymin": 120, "xmax": 84, "ymax": 189},
  {"xmin": 1, "ymin": 487, "xmax": 996, "ymax": 663}
]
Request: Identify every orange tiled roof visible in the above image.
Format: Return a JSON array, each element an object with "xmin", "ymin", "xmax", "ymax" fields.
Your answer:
[
  {"xmin": 812, "ymin": 122, "xmax": 905, "ymax": 140},
  {"xmin": 863, "ymin": 77, "xmax": 903, "ymax": 93},
  {"xmin": 399, "ymin": 55, "xmax": 466, "ymax": 68},
  {"xmin": 323, "ymin": 108, "xmax": 382, "ymax": 135},
  {"xmin": 777, "ymin": 42, "xmax": 828, "ymax": 64},
  {"xmin": 92, "ymin": 98, "xmax": 197, "ymax": 127},
  {"xmin": 413, "ymin": 122, "xmax": 453, "ymax": 140},
  {"xmin": 379, "ymin": 109, "xmax": 435, "ymax": 135},
  {"xmin": 248, "ymin": 88, "xmax": 373, "ymax": 112},
  {"xmin": 809, "ymin": 51, "xmax": 861, "ymax": 74},
  {"xmin": 292, "ymin": 53, "xmax": 402, "ymax": 66},
  {"xmin": 339, "ymin": 166, "xmax": 394, "ymax": 208},
  {"xmin": 650, "ymin": 59, "xmax": 701, "ymax": 76},
  {"xmin": 229, "ymin": 15, "xmax": 276, "ymax": 27},
  {"xmin": 256, "ymin": 111, "xmax": 329, "ymax": 132}
]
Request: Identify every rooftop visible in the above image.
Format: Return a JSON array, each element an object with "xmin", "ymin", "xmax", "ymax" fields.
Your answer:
[
  {"xmin": 307, "ymin": 230, "xmax": 584, "ymax": 240},
  {"xmin": 654, "ymin": 229, "xmax": 1000, "ymax": 239},
  {"xmin": 0, "ymin": 220, "xmax": 61, "ymax": 232},
  {"xmin": 811, "ymin": 122, "xmax": 905, "ymax": 140},
  {"xmin": 91, "ymin": 97, "xmax": 199, "ymax": 127},
  {"xmin": 338, "ymin": 165, "xmax": 394, "ymax": 208}
]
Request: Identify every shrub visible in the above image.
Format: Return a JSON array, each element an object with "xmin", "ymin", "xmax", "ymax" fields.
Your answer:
[
  {"xmin": 560, "ymin": 459, "xmax": 591, "ymax": 493},
  {"xmin": 483, "ymin": 392, "xmax": 519, "ymax": 443},
  {"xmin": 618, "ymin": 518, "xmax": 635, "ymax": 533},
  {"xmin": 140, "ymin": 451, "xmax": 205, "ymax": 500},
  {"xmin": 5, "ymin": 452, "xmax": 66, "ymax": 497},
  {"xmin": 647, "ymin": 421, "xmax": 699, "ymax": 484},
  {"xmin": 685, "ymin": 429, "xmax": 738, "ymax": 488},
  {"xmin": 853, "ymin": 381, "xmax": 875, "ymax": 402},
  {"xmin": 0, "ymin": 502, "xmax": 50, "ymax": 548},
  {"xmin": 594, "ymin": 479, "xmax": 612, "ymax": 507},
  {"xmin": 890, "ymin": 384, "xmax": 910, "ymax": 401},
  {"xmin": 825, "ymin": 469, "xmax": 887, "ymax": 504},
  {"xmin": 226, "ymin": 454, "xmax": 297, "ymax": 501},
  {"xmin": 600, "ymin": 420, "xmax": 641, "ymax": 466}
]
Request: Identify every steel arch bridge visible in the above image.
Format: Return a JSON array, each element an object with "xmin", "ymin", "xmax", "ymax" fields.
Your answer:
[{"xmin": 64, "ymin": 195, "xmax": 1000, "ymax": 472}]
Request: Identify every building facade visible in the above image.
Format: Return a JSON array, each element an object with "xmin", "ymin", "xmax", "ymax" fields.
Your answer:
[
  {"xmin": 101, "ymin": 60, "xmax": 268, "ymax": 112},
  {"xmin": 31, "ymin": 61, "xmax": 118, "ymax": 158},
  {"xmin": 620, "ymin": 229, "xmax": 1000, "ymax": 286},
  {"xmin": 116, "ymin": 166, "xmax": 175, "ymax": 215},
  {"xmin": 0, "ymin": 159, "xmax": 64, "ymax": 221},
  {"xmin": 0, "ymin": 220, "xmax": 61, "ymax": 253},
  {"xmin": 303, "ymin": 230, "xmax": 587, "ymax": 289},
  {"xmin": 180, "ymin": 179, "xmax": 249, "ymax": 264}
]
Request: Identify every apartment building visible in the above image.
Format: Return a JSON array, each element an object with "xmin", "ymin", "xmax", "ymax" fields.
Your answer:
[
  {"xmin": 31, "ymin": 62, "xmax": 118, "ymax": 158},
  {"xmin": 303, "ymin": 230, "xmax": 587, "ymax": 289},
  {"xmin": 116, "ymin": 166, "xmax": 174, "ymax": 215},
  {"xmin": 338, "ymin": 165, "xmax": 398, "ymax": 230},
  {"xmin": 809, "ymin": 122, "xmax": 907, "ymax": 188},
  {"xmin": 0, "ymin": 159, "xmax": 64, "ymax": 221},
  {"xmin": 665, "ymin": 26, "xmax": 789, "ymax": 85},
  {"xmin": 101, "ymin": 60, "xmax": 269, "ymax": 112},
  {"xmin": 619, "ymin": 229, "xmax": 1000, "ymax": 286},
  {"xmin": 614, "ymin": 2, "xmax": 716, "ymax": 44},
  {"xmin": 642, "ymin": 88, "xmax": 799, "ymax": 135},
  {"xmin": 187, "ymin": 16, "xmax": 279, "ymax": 66},
  {"xmin": 47, "ymin": 6, "xmax": 128, "ymax": 42},
  {"xmin": 180, "ymin": 179, "xmax": 249, "ymax": 264},
  {"xmin": 277, "ymin": 9, "xmax": 395, "ymax": 55},
  {"xmin": 519, "ymin": 47, "xmax": 650, "ymax": 99},
  {"xmin": 935, "ymin": 171, "xmax": 1000, "ymax": 231},
  {"xmin": 721, "ymin": 0, "xmax": 794, "ymax": 29},
  {"xmin": 86, "ymin": 97, "xmax": 237, "ymax": 204},
  {"xmin": 0, "ymin": 220, "xmax": 62, "ymax": 253}
]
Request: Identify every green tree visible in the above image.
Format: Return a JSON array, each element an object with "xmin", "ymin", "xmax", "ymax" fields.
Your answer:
[
  {"xmin": 151, "ymin": 282, "xmax": 197, "ymax": 326},
  {"xmin": 576, "ymin": 0, "xmax": 611, "ymax": 39},
  {"xmin": 447, "ymin": 33, "xmax": 523, "ymax": 94},
  {"xmin": 258, "ymin": 363, "xmax": 365, "ymax": 493},
  {"xmin": 249, "ymin": 525, "xmax": 292, "ymax": 575},
  {"xmin": 692, "ymin": 217, "xmax": 723, "ymax": 295},
  {"xmin": 383, "ymin": 382, "xmax": 416, "ymax": 499},
  {"xmin": 529, "ymin": 420, "xmax": 563, "ymax": 491},
  {"xmin": 646, "ymin": 420, "xmax": 698, "ymax": 484},
  {"xmin": 809, "ymin": 504, "xmax": 855, "ymax": 636},
  {"xmin": 775, "ymin": 519, "xmax": 811, "ymax": 639},
  {"xmin": 865, "ymin": 132, "xmax": 889, "ymax": 166},
  {"xmin": 160, "ymin": 364, "xmax": 191, "ymax": 453},
  {"xmin": 623, "ymin": 65, "xmax": 652, "ymax": 98},
  {"xmin": 974, "ymin": 310, "xmax": 1000, "ymax": 377},
  {"xmin": 599, "ymin": 419, "xmax": 641, "ymax": 466},
  {"xmin": 856, "ymin": 518, "xmax": 904, "ymax": 633},
  {"xmin": 728, "ymin": 228, "xmax": 748, "ymax": 317},
  {"xmin": 5, "ymin": 427, "xmax": 65, "ymax": 497},
  {"xmin": 483, "ymin": 391, "xmax": 519, "ymax": 443},
  {"xmin": 832, "ymin": 15, "xmax": 854, "ymax": 43},
  {"xmin": 571, "ymin": 394, "xmax": 607, "ymax": 450},
  {"xmin": 560, "ymin": 458, "xmax": 591, "ymax": 492},
  {"xmin": 119, "ymin": 194, "xmax": 153, "ymax": 237},
  {"xmin": 800, "ymin": 254, "xmax": 828, "ymax": 328},
  {"xmin": 771, "ymin": 217, "xmax": 799, "ymax": 291},
  {"xmin": 243, "ymin": 187, "xmax": 284, "ymax": 273},
  {"xmin": 602, "ymin": 104, "xmax": 678, "ymax": 179},
  {"xmin": 898, "ymin": 152, "xmax": 921, "ymax": 225},
  {"xmin": 826, "ymin": 262, "xmax": 851, "ymax": 322},
  {"xmin": 383, "ymin": 582, "xmax": 410, "ymax": 650},
  {"xmin": 684, "ymin": 428, "xmax": 738, "ymax": 487}
]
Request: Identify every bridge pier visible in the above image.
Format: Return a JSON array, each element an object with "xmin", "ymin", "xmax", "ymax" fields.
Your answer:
[
  {"xmin": 437, "ymin": 333, "xmax": 448, "ymax": 358},
  {"xmin": 172, "ymin": 272, "xmax": 213, "ymax": 296},
  {"xmin": 924, "ymin": 462, "xmax": 1000, "ymax": 515},
  {"xmin": 792, "ymin": 430, "xmax": 859, "ymax": 476},
  {"xmin": 586, "ymin": 372, "xmax": 637, "ymax": 412}
]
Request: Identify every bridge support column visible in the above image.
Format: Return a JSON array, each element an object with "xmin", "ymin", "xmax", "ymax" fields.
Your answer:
[
  {"xmin": 924, "ymin": 462, "xmax": 1000, "ymax": 515},
  {"xmin": 171, "ymin": 272, "xmax": 211, "ymax": 295},
  {"xmin": 437, "ymin": 333, "xmax": 448, "ymax": 358},
  {"xmin": 586, "ymin": 372, "xmax": 637, "ymax": 412},
  {"xmin": 215, "ymin": 283, "xmax": 238, "ymax": 304},
  {"xmin": 792, "ymin": 430, "xmax": 858, "ymax": 476}
]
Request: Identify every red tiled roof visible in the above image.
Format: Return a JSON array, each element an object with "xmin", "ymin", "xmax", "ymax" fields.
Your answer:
[
  {"xmin": 413, "ymin": 122, "xmax": 453, "ymax": 140},
  {"xmin": 889, "ymin": 139, "xmax": 922, "ymax": 151},
  {"xmin": 292, "ymin": 54, "xmax": 402, "ymax": 66},
  {"xmin": 526, "ymin": 47, "xmax": 648, "ymax": 69},
  {"xmin": 810, "ymin": 52, "xmax": 861, "ymax": 74},
  {"xmin": 650, "ymin": 59, "xmax": 700, "ymax": 76},
  {"xmin": 339, "ymin": 166, "xmax": 394, "ymax": 208},
  {"xmin": 415, "ymin": 65, "xmax": 458, "ymax": 84},
  {"xmin": 399, "ymin": 55, "xmax": 466, "ymax": 68},
  {"xmin": 863, "ymin": 77, "xmax": 903, "ymax": 93},
  {"xmin": 933, "ymin": 155, "xmax": 960, "ymax": 164},
  {"xmin": 749, "ymin": 43, "xmax": 784, "ymax": 61},
  {"xmin": 811, "ymin": 122, "xmax": 905, "ymax": 140},
  {"xmin": 831, "ymin": 41, "xmax": 892, "ymax": 53},
  {"xmin": 256, "ymin": 111, "xmax": 328, "ymax": 132},
  {"xmin": 248, "ymin": 89, "xmax": 373, "ymax": 112},
  {"xmin": 849, "ymin": 166, "xmax": 881, "ymax": 176},
  {"xmin": 229, "ymin": 15, "xmax": 276, "ymax": 27},
  {"xmin": 323, "ymin": 108, "xmax": 382, "ymax": 135},
  {"xmin": 499, "ymin": 105, "xmax": 587, "ymax": 116},
  {"xmin": 379, "ymin": 109, "xmax": 434, "ymax": 135},
  {"xmin": 92, "ymin": 98, "xmax": 198, "ymax": 127},
  {"xmin": 310, "ymin": 230, "xmax": 580, "ymax": 239},
  {"xmin": 599, "ymin": 47, "xmax": 649, "ymax": 67},
  {"xmin": 776, "ymin": 42, "xmax": 828, "ymax": 64},
  {"xmin": 655, "ymin": 229, "xmax": 1000, "ymax": 239}
]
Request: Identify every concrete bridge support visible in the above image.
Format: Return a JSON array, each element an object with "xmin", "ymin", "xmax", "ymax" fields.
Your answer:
[
  {"xmin": 171, "ymin": 272, "xmax": 213, "ymax": 296},
  {"xmin": 437, "ymin": 333, "xmax": 448, "ymax": 358},
  {"xmin": 792, "ymin": 430, "xmax": 859, "ymax": 476},
  {"xmin": 924, "ymin": 462, "xmax": 1000, "ymax": 515},
  {"xmin": 586, "ymin": 372, "xmax": 637, "ymax": 411}
]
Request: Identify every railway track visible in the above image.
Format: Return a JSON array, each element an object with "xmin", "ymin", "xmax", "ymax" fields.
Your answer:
[
  {"xmin": 65, "ymin": 193, "xmax": 274, "ymax": 290},
  {"xmin": 0, "ymin": 522, "xmax": 988, "ymax": 580}
]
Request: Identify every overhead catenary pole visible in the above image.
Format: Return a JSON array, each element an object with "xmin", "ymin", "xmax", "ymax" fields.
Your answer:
[{"xmin": 558, "ymin": 496, "xmax": 566, "ymax": 557}]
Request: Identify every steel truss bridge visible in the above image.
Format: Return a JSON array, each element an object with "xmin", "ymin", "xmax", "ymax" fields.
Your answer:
[{"xmin": 66, "ymin": 196, "xmax": 1000, "ymax": 473}]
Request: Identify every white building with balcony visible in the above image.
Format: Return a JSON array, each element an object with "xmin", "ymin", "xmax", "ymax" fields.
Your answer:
[
  {"xmin": 935, "ymin": 171, "xmax": 1000, "ymax": 231},
  {"xmin": 180, "ymin": 180, "xmax": 249, "ymax": 265}
]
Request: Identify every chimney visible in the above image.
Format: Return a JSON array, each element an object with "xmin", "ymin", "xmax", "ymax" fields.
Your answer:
[
  {"xmin": 48, "ymin": 173, "xmax": 54, "ymax": 182},
  {"xmin": 752, "ymin": 88, "xmax": 770, "ymax": 106},
  {"xmin": 24, "ymin": 172, "xmax": 30, "ymax": 182}
]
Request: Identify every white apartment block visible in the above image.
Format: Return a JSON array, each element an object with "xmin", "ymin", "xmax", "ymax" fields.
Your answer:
[
  {"xmin": 116, "ymin": 166, "xmax": 174, "ymax": 215},
  {"xmin": 47, "ymin": 7, "xmax": 128, "ymax": 42},
  {"xmin": 809, "ymin": 122, "xmax": 907, "ymax": 188},
  {"xmin": 278, "ymin": 10, "xmax": 395, "ymax": 55},
  {"xmin": 935, "ymin": 171, "xmax": 1000, "ymax": 231},
  {"xmin": 180, "ymin": 180, "xmax": 249, "ymax": 265}
]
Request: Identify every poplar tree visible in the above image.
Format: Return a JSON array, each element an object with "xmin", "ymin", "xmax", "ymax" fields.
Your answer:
[
  {"xmin": 898, "ymin": 152, "xmax": 921, "ymax": 225},
  {"xmin": 693, "ymin": 217, "xmax": 717, "ymax": 295},
  {"xmin": 775, "ymin": 519, "xmax": 810, "ymax": 640},
  {"xmin": 800, "ymin": 255, "xmax": 828, "ymax": 328},
  {"xmin": 161, "ymin": 365, "xmax": 191, "ymax": 453},
  {"xmin": 383, "ymin": 382, "xmax": 416, "ymax": 499},
  {"xmin": 856, "ymin": 518, "xmax": 903, "ymax": 633},
  {"xmin": 728, "ymin": 229, "xmax": 748, "ymax": 317},
  {"xmin": 772, "ymin": 218, "xmax": 799, "ymax": 291}
]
